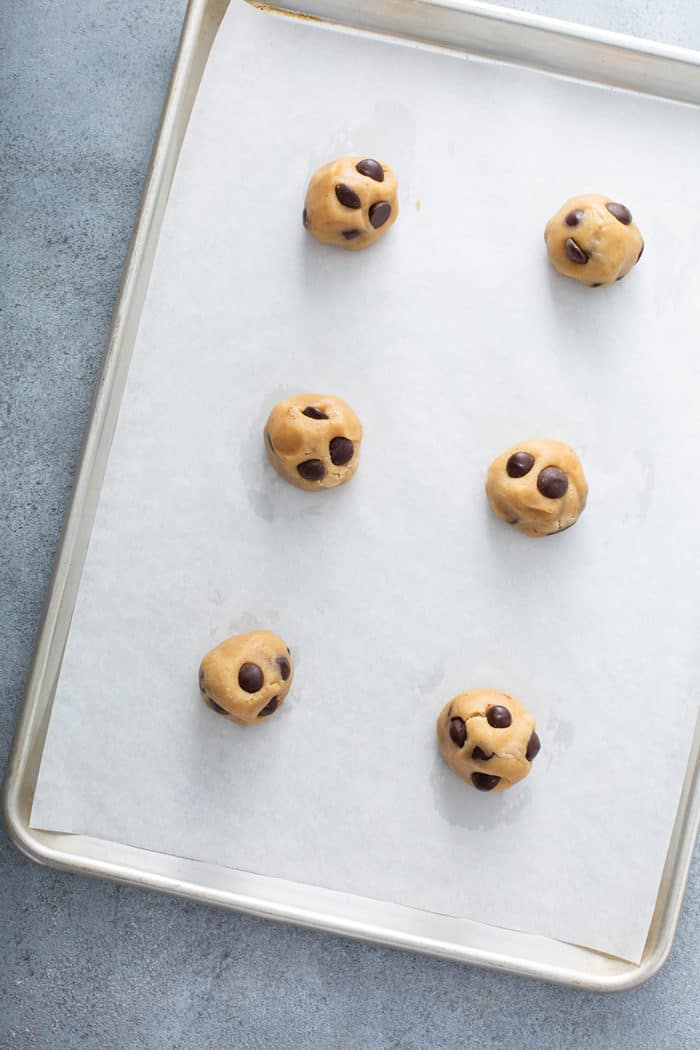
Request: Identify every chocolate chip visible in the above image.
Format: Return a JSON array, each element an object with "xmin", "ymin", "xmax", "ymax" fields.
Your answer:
[
  {"xmin": 506, "ymin": 451, "xmax": 535, "ymax": 478},
  {"xmin": 637, "ymin": 241, "xmax": 644, "ymax": 263},
  {"xmin": 287, "ymin": 647, "xmax": 291, "ymax": 655},
  {"xmin": 449, "ymin": 718, "xmax": 466, "ymax": 747},
  {"xmin": 526, "ymin": 731, "xmax": 541, "ymax": 761},
  {"xmin": 591, "ymin": 282, "xmax": 602, "ymax": 287},
  {"xmin": 297, "ymin": 459, "xmax": 326, "ymax": 481},
  {"xmin": 616, "ymin": 275, "xmax": 624, "ymax": 282},
  {"xmin": 369, "ymin": 201, "xmax": 392, "ymax": 229},
  {"xmin": 198, "ymin": 667, "xmax": 205, "ymax": 692},
  {"xmin": 266, "ymin": 431, "xmax": 275, "ymax": 451},
  {"xmin": 342, "ymin": 229, "xmax": 361, "ymax": 240},
  {"xmin": 329, "ymin": 436, "xmax": 354, "ymax": 466},
  {"xmin": 606, "ymin": 201, "xmax": 632, "ymax": 225},
  {"xmin": 277, "ymin": 657, "xmax": 291, "ymax": 681},
  {"xmin": 472, "ymin": 773, "xmax": 501, "ymax": 791},
  {"xmin": 258, "ymin": 696, "xmax": 279, "ymax": 718},
  {"xmin": 471, "ymin": 747, "xmax": 493, "ymax": 761},
  {"xmin": 356, "ymin": 158, "xmax": 384, "ymax": 182},
  {"xmin": 207, "ymin": 697, "xmax": 228, "ymax": 715},
  {"xmin": 538, "ymin": 466, "xmax": 569, "ymax": 499},
  {"xmin": 302, "ymin": 207, "xmax": 309, "ymax": 228},
  {"xmin": 486, "ymin": 705, "xmax": 512, "ymax": 729},
  {"xmin": 564, "ymin": 209, "xmax": 584, "ymax": 227},
  {"xmin": 565, "ymin": 237, "xmax": 588, "ymax": 264},
  {"xmin": 238, "ymin": 662, "xmax": 264, "ymax": 693},
  {"xmin": 335, "ymin": 183, "xmax": 362, "ymax": 209},
  {"xmin": 302, "ymin": 406, "xmax": 328, "ymax": 420}
]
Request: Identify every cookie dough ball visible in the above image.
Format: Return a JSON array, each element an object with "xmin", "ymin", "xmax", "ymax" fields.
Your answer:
[
  {"xmin": 486, "ymin": 438, "xmax": 588, "ymax": 538},
  {"xmin": 264, "ymin": 393, "xmax": 362, "ymax": 491},
  {"xmin": 199, "ymin": 630, "xmax": 293, "ymax": 725},
  {"xmin": 437, "ymin": 690, "xmax": 541, "ymax": 792},
  {"xmin": 545, "ymin": 194, "xmax": 644, "ymax": 286},
  {"xmin": 303, "ymin": 155, "xmax": 398, "ymax": 250}
]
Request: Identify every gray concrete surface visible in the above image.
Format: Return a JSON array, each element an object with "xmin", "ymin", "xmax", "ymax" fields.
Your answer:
[{"xmin": 1, "ymin": 2, "xmax": 698, "ymax": 1046}]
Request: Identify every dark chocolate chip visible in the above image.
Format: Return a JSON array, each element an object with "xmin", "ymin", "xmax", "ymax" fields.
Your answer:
[
  {"xmin": 472, "ymin": 773, "xmax": 501, "ymax": 791},
  {"xmin": 606, "ymin": 201, "xmax": 632, "ymax": 225},
  {"xmin": 266, "ymin": 431, "xmax": 275, "ymax": 451},
  {"xmin": 564, "ymin": 209, "xmax": 584, "ymax": 227},
  {"xmin": 198, "ymin": 667, "xmax": 205, "ymax": 692},
  {"xmin": 277, "ymin": 657, "xmax": 291, "ymax": 681},
  {"xmin": 538, "ymin": 466, "xmax": 569, "ymax": 499},
  {"xmin": 329, "ymin": 436, "xmax": 354, "ymax": 466},
  {"xmin": 449, "ymin": 718, "xmax": 467, "ymax": 747},
  {"xmin": 302, "ymin": 207, "xmax": 309, "ymax": 229},
  {"xmin": 258, "ymin": 696, "xmax": 279, "ymax": 718},
  {"xmin": 637, "ymin": 241, "xmax": 644, "ymax": 263},
  {"xmin": 335, "ymin": 183, "xmax": 362, "ymax": 209},
  {"xmin": 207, "ymin": 697, "xmax": 228, "ymax": 715},
  {"xmin": 369, "ymin": 201, "xmax": 392, "ymax": 229},
  {"xmin": 591, "ymin": 282, "xmax": 603, "ymax": 287},
  {"xmin": 565, "ymin": 237, "xmax": 588, "ymax": 264},
  {"xmin": 616, "ymin": 275, "xmax": 624, "ymax": 282},
  {"xmin": 238, "ymin": 662, "xmax": 264, "ymax": 693},
  {"xmin": 356, "ymin": 158, "xmax": 384, "ymax": 182},
  {"xmin": 486, "ymin": 705, "xmax": 512, "ymax": 729},
  {"xmin": 526, "ymin": 731, "xmax": 541, "ymax": 761},
  {"xmin": 302, "ymin": 406, "xmax": 328, "ymax": 420},
  {"xmin": 287, "ymin": 647, "xmax": 291, "ymax": 655},
  {"xmin": 506, "ymin": 451, "xmax": 535, "ymax": 478},
  {"xmin": 297, "ymin": 459, "xmax": 326, "ymax": 482},
  {"xmin": 471, "ymin": 746, "xmax": 493, "ymax": 761},
  {"xmin": 342, "ymin": 229, "xmax": 362, "ymax": 240}
]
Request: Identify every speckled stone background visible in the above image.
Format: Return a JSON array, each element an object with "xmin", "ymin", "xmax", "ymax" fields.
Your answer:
[{"xmin": 1, "ymin": 2, "xmax": 698, "ymax": 1046}]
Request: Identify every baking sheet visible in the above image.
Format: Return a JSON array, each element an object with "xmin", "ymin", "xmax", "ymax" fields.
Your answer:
[{"xmin": 30, "ymin": 0, "xmax": 700, "ymax": 963}]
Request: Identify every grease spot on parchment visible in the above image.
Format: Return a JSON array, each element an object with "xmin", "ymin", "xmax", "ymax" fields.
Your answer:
[
  {"xmin": 419, "ymin": 663, "xmax": 445, "ymax": 694},
  {"xmin": 239, "ymin": 414, "xmax": 277, "ymax": 523},
  {"xmin": 634, "ymin": 448, "xmax": 655, "ymax": 524},
  {"xmin": 543, "ymin": 710, "xmax": 575, "ymax": 762}
]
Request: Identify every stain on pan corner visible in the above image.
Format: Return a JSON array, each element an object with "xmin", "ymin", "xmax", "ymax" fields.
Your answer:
[{"xmin": 250, "ymin": 3, "xmax": 324, "ymax": 23}]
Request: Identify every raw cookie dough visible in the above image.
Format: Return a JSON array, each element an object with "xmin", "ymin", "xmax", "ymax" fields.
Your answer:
[
  {"xmin": 486, "ymin": 438, "xmax": 588, "ymax": 538},
  {"xmin": 437, "ymin": 690, "xmax": 541, "ymax": 792},
  {"xmin": 199, "ymin": 630, "xmax": 294, "ymax": 725},
  {"xmin": 545, "ymin": 193, "xmax": 644, "ymax": 286},
  {"xmin": 264, "ymin": 393, "xmax": 363, "ymax": 491},
  {"xmin": 303, "ymin": 155, "xmax": 398, "ymax": 250}
]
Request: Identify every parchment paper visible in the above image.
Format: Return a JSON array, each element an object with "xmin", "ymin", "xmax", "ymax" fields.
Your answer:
[{"xmin": 31, "ymin": 0, "xmax": 700, "ymax": 962}]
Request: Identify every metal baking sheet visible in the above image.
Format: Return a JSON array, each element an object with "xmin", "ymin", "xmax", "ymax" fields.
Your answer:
[{"xmin": 3, "ymin": 0, "xmax": 700, "ymax": 989}]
